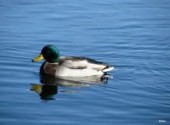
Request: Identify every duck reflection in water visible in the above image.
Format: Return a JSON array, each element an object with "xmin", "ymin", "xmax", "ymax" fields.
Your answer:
[{"xmin": 31, "ymin": 74, "xmax": 112, "ymax": 100}]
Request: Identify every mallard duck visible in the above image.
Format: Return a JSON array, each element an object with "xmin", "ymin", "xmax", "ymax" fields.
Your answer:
[{"xmin": 32, "ymin": 45, "xmax": 113, "ymax": 77}]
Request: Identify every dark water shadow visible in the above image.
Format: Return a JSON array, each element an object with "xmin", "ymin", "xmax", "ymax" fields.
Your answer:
[{"xmin": 31, "ymin": 74, "xmax": 112, "ymax": 100}]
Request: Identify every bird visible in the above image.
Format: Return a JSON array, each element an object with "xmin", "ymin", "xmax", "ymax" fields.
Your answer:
[{"xmin": 32, "ymin": 45, "xmax": 113, "ymax": 77}]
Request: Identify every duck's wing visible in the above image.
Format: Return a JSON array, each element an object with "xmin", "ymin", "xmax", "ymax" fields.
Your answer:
[{"xmin": 59, "ymin": 56, "xmax": 113, "ymax": 72}]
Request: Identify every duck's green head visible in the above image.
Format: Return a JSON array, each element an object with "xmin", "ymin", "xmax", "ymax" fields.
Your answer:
[{"xmin": 32, "ymin": 45, "xmax": 60, "ymax": 63}]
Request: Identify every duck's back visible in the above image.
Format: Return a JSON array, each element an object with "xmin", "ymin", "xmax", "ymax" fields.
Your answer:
[{"xmin": 41, "ymin": 56, "xmax": 113, "ymax": 77}]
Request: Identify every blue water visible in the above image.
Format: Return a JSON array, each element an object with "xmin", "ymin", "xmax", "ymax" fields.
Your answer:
[{"xmin": 0, "ymin": 0, "xmax": 170, "ymax": 125}]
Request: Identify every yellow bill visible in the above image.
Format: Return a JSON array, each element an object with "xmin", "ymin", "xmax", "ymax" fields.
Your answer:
[{"xmin": 32, "ymin": 54, "xmax": 44, "ymax": 62}]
